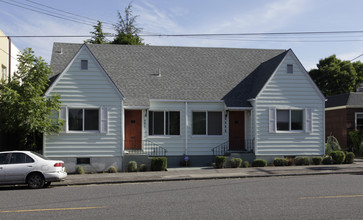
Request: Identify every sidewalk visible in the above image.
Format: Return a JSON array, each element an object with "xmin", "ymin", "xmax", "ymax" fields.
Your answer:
[{"xmin": 52, "ymin": 159, "xmax": 363, "ymax": 187}]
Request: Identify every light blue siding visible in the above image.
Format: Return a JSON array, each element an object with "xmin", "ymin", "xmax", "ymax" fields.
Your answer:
[
  {"xmin": 254, "ymin": 51, "xmax": 325, "ymax": 156},
  {"xmin": 44, "ymin": 46, "xmax": 123, "ymax": 158}
]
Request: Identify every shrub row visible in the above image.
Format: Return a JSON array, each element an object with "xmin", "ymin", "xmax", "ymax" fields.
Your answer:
[{"xmin": 215, "ymin": 156, "xmax": 250, "ymax": 168}]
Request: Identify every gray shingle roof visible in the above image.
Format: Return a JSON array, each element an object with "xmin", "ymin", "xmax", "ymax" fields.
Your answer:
[
  {"xmin": 326, "ymin": 92, "xmax": 363, "ymax": 108},
  {"xmin": 50, "ymin": 43, "xmax": 287, "ymax": 107}
]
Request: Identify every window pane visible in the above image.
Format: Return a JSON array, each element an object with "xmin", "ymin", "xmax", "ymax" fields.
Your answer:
[
  {"xmin": 9, "ymin": 153, "xmax": 33, "ymax": 164},
  {"xmin": 153, "ymin": 112, "xmax": 164, "ymax": 135},
  {"xmin": 81, "ymin": 60, "xmax": 88, "ymax": 70},
  {"xmin": 277, "ymin": 110, "xmax": 289, "ymax": 131},
  {"xmin": 149, "ymin": 111, "xmax": 153, "ymax": 135},
  {"xmin": 357, "ymin": 114, "xmax": 363, "ymax": 130},
  {"xmin": 0, "ymin": 153, "xmax": 8, "ymax": 164},
  {"xmin": 291, "ymin": 110, "xmax": 303, "ymax": 130},
  {"xmin": 166, "ymin": 111, "xmax": 180, "ymax": 135},
  {"xmin": 69, "ymin": 109, "xmax": 83, "ymax": 131},
  {"xmin": 208, "ymin": 112, "xmax": 222, "ymax": 135},
  {"xmin": 85, "ymin": 109, "xmax": 99, "ymax": 130},
  {"xmin": 193, "ymin": 112, "xmax": 206, "ymax": 135}
]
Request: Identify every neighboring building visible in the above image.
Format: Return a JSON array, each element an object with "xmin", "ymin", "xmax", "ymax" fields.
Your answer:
[
  {"xmin": 325, "ymin": 92, "xmax": 363, "ymax": 150},
  {"xmin": 44, "ymin": 43, "xmax": 325, "ymax": 172},
  {"xmin": 0, "ymin": 29, "xmax": 20, "ymax": 83}
]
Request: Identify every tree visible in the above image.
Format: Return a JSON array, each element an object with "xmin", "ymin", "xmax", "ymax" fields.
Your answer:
[
  {"xmin": 112, "ymin": 3, "xmax": 144, "ymax": 45},
  {"xmin": 0, "ymin": 48, "xmax": 63, "ymax": 150},
  {"xmin": 85, "ymin": 20, "xmax": 108, "ymax": 44},
  {"xmin": 309, "ymin": 55, "xmax": 359, "ymax": 97}
]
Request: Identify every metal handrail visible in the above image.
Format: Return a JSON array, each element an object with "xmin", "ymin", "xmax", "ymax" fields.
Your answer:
[
  {"xmin": 124, "ymin": 140, "xmax": 167, "ymax": 157},
  {"xmin": 211, "ymin": 141, "xmax": 229, "ymax": 157}
]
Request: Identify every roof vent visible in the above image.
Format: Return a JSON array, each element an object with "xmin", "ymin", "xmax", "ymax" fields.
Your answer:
[
  {"xmin": 151, "ymin": 68, "xmax": 161, "ymax": 77},
  {"xmin": 56, "ymin": 48, "xmax": 63, "ymax": 54}
]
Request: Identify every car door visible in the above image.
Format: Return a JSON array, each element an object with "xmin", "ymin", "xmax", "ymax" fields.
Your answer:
[
  {"xmin": 5, "ymin": 153, "xmax": 35, "ymax": 183},
  {"xmin": 0, "ymin": 153, "xmax": 9, "ymax": 182}
]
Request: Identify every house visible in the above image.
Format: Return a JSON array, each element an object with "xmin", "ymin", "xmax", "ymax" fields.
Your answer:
[
  {"xmin": 44, "ymin": 43, "xmax": 325, "ymax": 172},
  {"xmin": 325, "ymin": 92, "xmax": 363, "ymax": 150},
  {"xmin": 0, "ymin": 29, "xmax": 20, "ymax": 83}
]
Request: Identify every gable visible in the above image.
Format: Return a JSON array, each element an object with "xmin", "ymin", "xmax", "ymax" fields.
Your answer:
[
  {"xmin": 256, "ymin": 50, "xmax": 325, "ymax": 103},
  {"xmin": 45, "ymin": 45, "xmax": 123, "ymax": 105}
]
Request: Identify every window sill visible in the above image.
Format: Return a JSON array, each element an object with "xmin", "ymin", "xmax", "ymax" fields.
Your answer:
[
  {"xmin": 66, "ymin": 131, "xmax": 100, "ymax": 134},
  {"xmin": 148, "ymin": 135, "xmax": 181, "ymax": 138},
  {"xmin": 275, "ymin": 130, "xmax": 305, "ymax": 134}
]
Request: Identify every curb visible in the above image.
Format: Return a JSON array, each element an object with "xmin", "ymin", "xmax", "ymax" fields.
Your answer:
[{"xmin": 52, "ymin": 170, "xmax": 363, "ymax": 187}]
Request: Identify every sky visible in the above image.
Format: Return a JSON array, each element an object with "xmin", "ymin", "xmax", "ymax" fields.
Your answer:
[{"xmin": 1, "ymin": 0, "xmax": 363, "ymax": 70}]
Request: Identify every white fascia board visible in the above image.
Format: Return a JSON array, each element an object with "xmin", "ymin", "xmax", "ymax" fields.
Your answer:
[
  {"xmin": 123, "ymin": 106, "xmax": 149, "ymax": 110},
  {"xmin": 149, "ymin": 99, "xmax": 225, "ymax": 103}
]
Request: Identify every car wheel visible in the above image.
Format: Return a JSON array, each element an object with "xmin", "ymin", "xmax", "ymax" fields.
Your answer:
[
  {"xmin": 43, "ymin": 182, "xmax": 52, "ymax": 188},
  {"xmin": 27, "ymin": 173, "xmax": 45, "ymax": 189}
]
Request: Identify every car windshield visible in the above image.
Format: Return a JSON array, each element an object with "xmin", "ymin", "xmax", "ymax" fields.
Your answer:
[{"xmin": 31, "ymin": 151, "xmax": 50, "ymax": 160}]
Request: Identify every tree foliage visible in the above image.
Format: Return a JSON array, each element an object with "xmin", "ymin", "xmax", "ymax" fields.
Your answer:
[
  {"xmin": 112, "ymin": 3, "xmax": 144, "ymax": 45},
  {"xmin": 0, "ymin": 48, "xmax": 63, "ymax": 150},
  {"xmin": 85, "ymin": 20, "xmax": 108, "ymax": 44},
  {"xmin": 309, "ymin": 55, "xmax": 363, "ymax": 97}
]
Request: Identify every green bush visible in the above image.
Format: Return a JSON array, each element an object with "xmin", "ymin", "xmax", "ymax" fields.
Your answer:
[
  {"xmin": 311, "ymin": 157, "xmax": 322, "ymax": 165},
  {"xmin": 345, "ymin": 152, "xmax": 355, "ymax": 164},
  {"xmin": 330, "ymin": 151, "xmax": 345, "ymax": 164},
  {"xmin": 294, "ymin": 157, "xmax": 309, "ymax": 166},
  {"xmin": 139, "ymin": 164, "xmax": 148, "ymax": 172},
  {"xmin": 215, "ymin": 156, "xmax": 226, "ymax": 169},
  {"xmin": 252, "ymin": 159, "xmax": 267, "ymax": 167},
  {"xmin": 322, "ymin": 156, "xmax": 332, "ymax": 165},
  {"xmin": 151, "ymin": 157, "xmax": 167, "ymax": 171},
  {"xmin": 108, "ymin": 166, "xmax": 118, "ymax": 173},
  {"xmin": 242, "ymin": 161, "xmax": 249, "ymax": 168},
  {"xmin": 75, "ymin": 166, "xmax": 85, "ymax": 174},
  {"xmin": 348, "ymin": 131, "xmax": 363, "ymax": 156},
  {"xmin": 128, "ymin": 161, "xmax": 138, "ymax": 172},
  {"xmin": 273, "ymin": 158, "xmax": 288, "ymax": 166},
  {"xmin": 325, "ymin": 135, "xmax": 341, "ymax": 155},
  {"xmin": 230, "ymin": 158, "xmax": 242, "ymax": 168}
]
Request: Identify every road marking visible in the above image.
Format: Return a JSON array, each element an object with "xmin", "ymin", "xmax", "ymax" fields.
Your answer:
[
  {"xmin": 301, "ymin": 195, "xmax": 363, "ymax": 200},
  {"xmin": 0, "ymin": 206, "xmax": 106, "ymax": 213}
]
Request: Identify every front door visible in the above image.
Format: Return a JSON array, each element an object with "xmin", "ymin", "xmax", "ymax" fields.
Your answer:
[
  {"xmin": 125, "ymin": 110, "xmax": 142, "ymax": 150},
  {"xmin": 229, "ymin": 111, "xmax": 245, "ymax": 151}
]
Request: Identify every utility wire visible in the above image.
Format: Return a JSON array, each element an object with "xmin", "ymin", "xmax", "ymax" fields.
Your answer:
[
  {"xmin": 0, "ymin": 0, "xmax": 114, "ymax": 29},
  {"xmin": 25, "ymin": 0, "xmax": 114, "ymax": 27}
]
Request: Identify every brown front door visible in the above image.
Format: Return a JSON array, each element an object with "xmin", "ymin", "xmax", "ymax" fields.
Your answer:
[
  {"xmin": 229, "ymin": 111, "xmax": 245, "ymax": 151},
  {"xmin": 125, "ymin": 110, "xmax": 142, "ymax": 150}
]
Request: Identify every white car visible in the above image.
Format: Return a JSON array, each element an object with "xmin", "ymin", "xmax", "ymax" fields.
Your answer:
[{"xmin": 0, "ymin": 151, "xmax": 67, "ymax": 189}]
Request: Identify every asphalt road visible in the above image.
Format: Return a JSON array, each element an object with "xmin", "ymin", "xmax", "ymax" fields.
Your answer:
[{"xmin": 1, "ymin": 174, "xmax": 363, "ymax": 219}]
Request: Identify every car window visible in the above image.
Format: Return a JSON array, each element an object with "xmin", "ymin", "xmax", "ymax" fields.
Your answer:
[
  {"xmin": 9, "ymin": 153, "xmax": 35, "ymax": 164},
  {"xmin": 0, "ymin": 153, "xmax": 9, "ymax": 164}
]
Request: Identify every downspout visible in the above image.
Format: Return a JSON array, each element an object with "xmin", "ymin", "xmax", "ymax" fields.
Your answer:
[
  {"xmin": 185, "ymin": 101, "xmax": 188, "ymax": 155},
  {"xmin": 8, "ymin": 36, "xmax": 11, "ymax": 81}
]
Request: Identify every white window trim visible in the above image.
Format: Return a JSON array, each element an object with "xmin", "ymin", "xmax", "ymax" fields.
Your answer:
[
  {"xmin": 67, "ymin": 107, "xmax": 101, "ymax": 133},
  {"xmin": 355, "ymin": 112, "xmax": 363, "ymax": 130},
  {"xmin": 192, "ymin": 111, "xmax": 223, "ymax": 136},
  {"xmin": 148, "ymin": 111, "xmax": 181, "ymax": 136},
  {"xmin": 274, "ymin": 109, "xmax": 305, "ymax": 133}
]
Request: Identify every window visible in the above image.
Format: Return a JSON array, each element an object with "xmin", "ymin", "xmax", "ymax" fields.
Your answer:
[
  {"xmin": 276, "ymin": 109, "xmax": 303, "ymax": 131},
  {"xmin": 287, "ymin": 64, "xmax": 293, "ymax": 74},
  {"xmin": 355, "ymin": 113, "xmax": 363, "ymax": 130},
  {"xmin": 77, "ymin": 158, "xmax": 90, "ymax": 164},
  {"xmin": 81, "ymin": 60, "xmax": 88, "ymax": 70},
  {"xmin": 69, "ymin": 108, "xmax": 99, "ymax": 131},
  {"xmin": 1, "ymin": 65, "xmax": 7, "ymax": 81},
  {"xmin": 9, "ymin": 153, "xmax": 34, "ymax": 164},
  {"xmin": 192, "ymin": 111, "xmax": 222, "ymax": 135},
  {"xmin": 0, "ymin": 153, "xmax": 9, "ymax": 164},
  {"xmin": 149, "ymin": 111, "xmax": 180, "ymax": 135}
]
